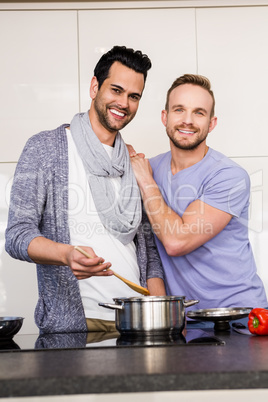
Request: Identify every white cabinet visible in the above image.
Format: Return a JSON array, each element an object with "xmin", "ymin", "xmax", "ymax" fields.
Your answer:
[
  {"xmin": 0, "ymin": 10, "xmax": 79, "ymax": 162},
  {"xmin": 232, "ymin": 157, "xmax": 268, "ymax": 295},
  {"xmin": 196, "ymin": 6, "xmax": 268, "ymax": 157}
]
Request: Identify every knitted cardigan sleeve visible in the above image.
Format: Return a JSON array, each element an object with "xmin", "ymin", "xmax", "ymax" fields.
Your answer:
[
  {"xmin": 5, "ymin": 132, "xmax": 53, "ymax": 260},
  {"xmin": 5, "ymin": 126, "xmax": 88, "ymax": 334},
  {"xmin": 135, "ymin": 206, "xmax": 165, "ymax": 289},
  {"xmin": 5, "ymin": 125, "xmax": 72, "ymax": 254}
]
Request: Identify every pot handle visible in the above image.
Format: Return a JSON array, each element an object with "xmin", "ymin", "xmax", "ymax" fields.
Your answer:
[
  {"xmin": 183, "ymin": 299, "xmax": 199, "ymax": 308},
  {"xmin": 98, "ymin": 302, "xmax": 124, "ymax": 310}
]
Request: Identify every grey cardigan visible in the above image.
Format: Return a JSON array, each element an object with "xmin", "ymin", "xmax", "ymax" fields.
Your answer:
[{"xmin": 5, "ymin": 124, "xmax": 164, "ymax": 334}]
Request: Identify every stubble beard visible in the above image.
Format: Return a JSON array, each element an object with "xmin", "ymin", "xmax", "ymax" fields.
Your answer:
[
  {"xmin": 93, "ymin": 97, "xmax": 132, "ymax": 133},
  {"xmin": 167, "ymin": 126, "xmax": 209, "ymax": 151}
]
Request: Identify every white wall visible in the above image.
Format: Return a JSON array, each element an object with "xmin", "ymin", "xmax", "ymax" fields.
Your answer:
[{"xmin": 0, "ymin": 1, "xmax": 267, "ymax": 334}]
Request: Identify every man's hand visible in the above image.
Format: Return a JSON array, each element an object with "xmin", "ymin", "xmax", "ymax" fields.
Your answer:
[
  {"xmin": 67, "ymin": 246, "xmax": 113, "ymax": 280},
  {"xmin": 28, "ymin": 237, "xmax": 113, "ymax": 280},
  {"xmin": 130, "ymin": 155, "xmax": 154, "ymax": 187},
  {"xmin": 126, "ymin": 143, "xmax": 145, "ymax": 159}
]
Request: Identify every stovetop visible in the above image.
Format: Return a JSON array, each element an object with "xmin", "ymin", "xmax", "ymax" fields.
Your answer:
[{"xmin": 0, "ymin": 328, "xmax": 225, "ymax": 351}]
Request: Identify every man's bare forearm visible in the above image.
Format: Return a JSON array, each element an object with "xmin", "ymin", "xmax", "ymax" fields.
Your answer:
[
  {"xmin": 147, "ymin": 278, "xmax": 166, "ymax": 296},
  {"xmin": 28, "ymin": 236, "xmax": 72, "ymax": 266},
  {"xmin": 27, "ymin": 236, "xmax": 113, "ymax": 280}
]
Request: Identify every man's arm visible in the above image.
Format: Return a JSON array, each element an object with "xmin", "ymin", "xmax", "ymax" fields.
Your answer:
[
  {"xmin": 27, "ymin": 236, "xmax": 113, "ymax": 280},
  {"xmin": 131, "ymin": 156, "xmax": 232, "ymax": 257},
  {"xmin": 147, "ymin": 278, "xmax": 166, "ymax": 295},
  {"xmin": 137, "ymin": 206, "xmax": 166, "ymax": 295}
]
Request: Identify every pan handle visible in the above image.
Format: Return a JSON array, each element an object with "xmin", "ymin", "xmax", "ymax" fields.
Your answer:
[
  {"xmin": 184, "ymin": 299, "xmax": 199, "ymax": 308},
  {"xmin": 98, "ymin": 302, "xmax": 124, "ymax": 310}
]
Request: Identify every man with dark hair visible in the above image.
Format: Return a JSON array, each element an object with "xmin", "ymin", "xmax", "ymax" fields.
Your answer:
[
  {"xmin": 129, "ymin": 73, "xmax": 267, "ymax": 312},
  {"xmin": 5, "ymin": 45, "xmax": 165, "ymax": 334}
]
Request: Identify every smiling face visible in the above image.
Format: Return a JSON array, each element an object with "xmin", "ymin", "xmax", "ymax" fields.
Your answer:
[
  {"xmin": 89, "ymin": 61, "xmax": 145, "ymax": 142},
  {"xmin": 162, "ymin": 84, "xmax": 217, "ymax": 151}
]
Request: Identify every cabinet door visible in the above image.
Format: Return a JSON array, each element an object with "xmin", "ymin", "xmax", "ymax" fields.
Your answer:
[
  {"xmin": 196, "ymin": 6, "xmax": 268, "ymax": 157},
  {"xmin": 231, "ymin": 156, "xmax": 268, "ymax": 295},
  {"xmin": 78, "ymin": 8, "xmax": 197, "ymax": 157},
  {"xmin": 0, "ymin": 10, "xmax": 79, "ymax": 162}
]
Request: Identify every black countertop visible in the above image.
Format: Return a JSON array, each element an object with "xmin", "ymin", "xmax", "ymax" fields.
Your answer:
[{"xmin": 1, "ymin": 325, "xmax": 268, "ymax": 398}]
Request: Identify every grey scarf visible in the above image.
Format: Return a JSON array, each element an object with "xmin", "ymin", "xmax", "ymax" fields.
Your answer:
[{"xmin": 70, "ymin": 111, "xmax": 141, "ymax": 245}]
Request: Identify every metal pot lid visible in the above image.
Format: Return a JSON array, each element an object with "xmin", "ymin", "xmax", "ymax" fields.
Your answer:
[
  {"xmin": 113, "ymin": 296, "xmax": 186, "ymax": 303},
  {"xmin": 187, "ymin": 307, "xmax": 252, "ymax": 321}
]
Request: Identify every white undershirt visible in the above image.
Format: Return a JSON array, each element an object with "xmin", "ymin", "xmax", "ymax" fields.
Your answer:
[{"xmin": 66, "ymin": 129, "xmax": 141, "ymax": 321}]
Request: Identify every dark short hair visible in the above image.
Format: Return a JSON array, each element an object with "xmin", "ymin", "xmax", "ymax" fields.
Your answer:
[
  {"xmin": 94, "ymin": 45, "xmax": 152, "ymax": 89},
  {"xmin": 165, "ymin": 74, "xmax": 215, "ymax": 117}
]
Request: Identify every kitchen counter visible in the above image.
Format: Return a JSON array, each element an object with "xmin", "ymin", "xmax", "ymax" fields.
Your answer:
[{"xmin": 1, "ymin": 325, "xmax": 268, "ymax": 398}]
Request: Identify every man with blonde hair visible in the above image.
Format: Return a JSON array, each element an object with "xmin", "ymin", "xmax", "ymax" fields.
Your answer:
[{"xmin": 129, "ymin": 73, "xmax": 267, "ymax": 312}]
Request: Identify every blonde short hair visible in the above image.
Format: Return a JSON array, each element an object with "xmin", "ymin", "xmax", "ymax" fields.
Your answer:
[{"xmin": 165, "ymin": 74, "xmax": 215, "ymax": 117}]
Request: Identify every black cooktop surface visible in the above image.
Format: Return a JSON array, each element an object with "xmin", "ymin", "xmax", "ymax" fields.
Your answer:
[{"xmin": 0, "ymin": 328, "xmax": 225, "ymax": 351}]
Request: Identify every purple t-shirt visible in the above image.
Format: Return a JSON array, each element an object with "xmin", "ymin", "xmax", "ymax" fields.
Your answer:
[{"xmin": 150, "ymin": 147, "xmax": 267, "ymax": 309}]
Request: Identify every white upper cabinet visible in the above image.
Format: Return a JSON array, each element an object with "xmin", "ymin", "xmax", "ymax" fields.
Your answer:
[
  {"xmin": 0, "ymin": 11, "xmax": 79, "ymax": 162},
  {"xmin": 196, "ymin": 6, "xmax": 268, "ymax": 157},
  {"xmin": 78, "ymin": 8, "xmax": 197, "ymax": 158}
]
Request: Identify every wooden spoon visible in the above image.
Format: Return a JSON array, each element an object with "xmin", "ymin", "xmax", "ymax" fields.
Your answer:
[{"xmin": 74, "ymin": 246, "xmax": 150, "ymax": 296}]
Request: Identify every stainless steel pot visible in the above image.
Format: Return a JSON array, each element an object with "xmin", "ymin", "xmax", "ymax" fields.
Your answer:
[{"xmin": 99, "ymin": 296, "xmax": 199, "ymax": 336}]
